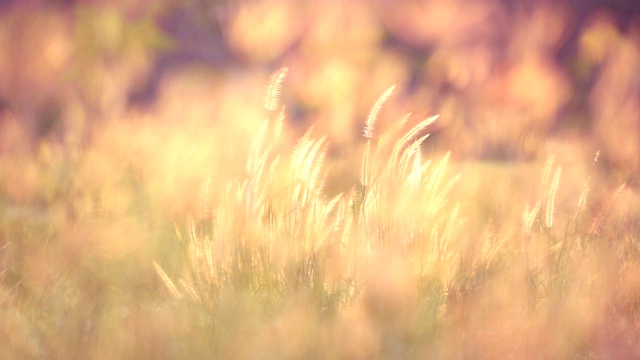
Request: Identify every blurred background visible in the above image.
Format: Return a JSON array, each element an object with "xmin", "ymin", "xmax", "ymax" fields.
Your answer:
[
  {"xmin": 1, "ymin": 0, "xmax": 640, "ymax": 357},
  {"xmin": 1, "ymin": 0, "xmax": 639, "ymax": 160}
]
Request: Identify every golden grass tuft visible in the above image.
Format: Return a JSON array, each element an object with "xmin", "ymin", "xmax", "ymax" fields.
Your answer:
[
  {"xmin": 2, "ymin": 67, "xmax": 635, "ymax": 358},
  {"xmin": 150, "ymin": 73, "xmax": 634, "ymax": 360},
  {"xmin": 153, "ymin": 71, "xmax": 461, "ymax": 319},
  {"xmin": 363, "ymin": 85, "xmax": 395, "ymax": 140},
  {"xmin": 264, "ymin": 67, "xmax": 289, "ymax": 111}
]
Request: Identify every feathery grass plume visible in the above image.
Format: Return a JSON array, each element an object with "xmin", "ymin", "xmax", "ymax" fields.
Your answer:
[
  {"xmin": 408, "ymin": 144, "xmax": 422, "ymax": 188},
  {"xmin": 545, "ymin": 167, "xmax": 562, "ymax": 228},
  {"xmin": 577, "ymin": 151, "xmax": 600, "ymax": 212},
  {"xmin": 395, "ymin": 115, "xmax": 439, "ymax": 158},
  {"xmin": 523, "ymin": 201, "xmax": 541, "ymax": 237},
  {"xmin": 577, "ymin": 179, "xmax": 590, "ymax": 214},
  {"xmin": 174, "ymin": 221, "xmax": 184, "ymax": 244},
  {"xmin": 292, "ymin": 126, "xmax": 315, "ymax": 170},
  {"xmin": 399, "ymin": 134, "xmax": 430, "ymax": 178},
  {"xmin": 321, "ymin": 192, "xmax": 344, "ymax": 228},
  {"xmin": 588, "ymin": 182, "xmax": 626, "ymax": 235},
  {"xmin": 361, "ymin": 86, "xmax": 396, "ymax": 207},
  {"xmin": 363, "ymin": 85, "xmax": 395, "ymax": 139},
  {"xmin": 359, "ymin": 88, "xmax": 393, "ymax": 229},
  {"xmin": 179, "ymin": 279, "xmax": 200, "ymax": 302},
  {"xmin": 301, "ymin": 136, "xmax": 327, "ymax": 192},
  {"xmin": 522, "ymin": 200, "xmax": 540, "ymax": 276},
  {"xmin": 388, "ymin": 115, "xmax": 439, "ymax": 180},
  {"xmin": 377, "ymin": 113, "xmax": 411, "ymax": 150},
  {"xmin": 541, "ymin": 155, "xmax": 555, "ymax": 194},
  {"xmin": 431, "ymin": 172, "xmax": 461, "ymax": 214},
  {"xmin": 365, "ymin": 115, "xmax": 440, "ymax": 213},
  {"xmin": 264, "ymin": 67, "xmax": 289, "ymax": 111},
  {"xmin": 153, "ymin": 261, "xmax": 182, "ymax": 299},
  {"xmin": 291, "ymin": 128, "xmax": 328, "ymax": 197},
  {"xmin": 361, "ymin": 143, "xmax": 372, "ymax": 192}
]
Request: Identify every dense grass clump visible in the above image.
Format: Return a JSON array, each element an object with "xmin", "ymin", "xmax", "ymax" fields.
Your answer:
[
  {"xmin": 144, "ymin": 70, "xmax": 639, "ymax": 359},
  {"xmin": 3, "ymin": 2, "xmax": 640, "ymax": 358},
  {"xmin": 2, "ymin": 66, "xmax": 638, "ymax": 357}
]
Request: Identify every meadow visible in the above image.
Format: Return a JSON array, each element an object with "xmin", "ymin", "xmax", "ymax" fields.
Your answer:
[{"xmin": 2, "ymin": 1, "xmax": 640, "ymax": 359}]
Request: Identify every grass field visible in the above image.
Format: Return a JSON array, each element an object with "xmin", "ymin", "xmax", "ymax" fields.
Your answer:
[
  {"xmin": 2, "ymin": 69, "xmax": 639, "ymax": 359},
  {"xmin": 2, "ymin": 1, "xmax": 640, "ymax": 359}
]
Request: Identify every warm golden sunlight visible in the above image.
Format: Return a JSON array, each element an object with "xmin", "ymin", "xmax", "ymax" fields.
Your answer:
[{"xmin": 1, "ymin": 0, "xmax": 640, "ymax": 358}]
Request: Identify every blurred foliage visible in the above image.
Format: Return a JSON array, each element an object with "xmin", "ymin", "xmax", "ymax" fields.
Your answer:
[
  {"xmin": 1, "ymin": 0, "xmax": 640, "ymax": 358},
  {"xmin": 0, "ymin": 0, "xmax": 637, "ymax": 163}
]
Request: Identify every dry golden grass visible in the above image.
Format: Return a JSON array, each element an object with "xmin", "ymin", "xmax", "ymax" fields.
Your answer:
[
  {"xmin": 139, "ymin": 70, "xmax": 640, "ymax": 358},
  {"xmin": 1, "ymin": 67, "xmax": 639, "ymax": 359},
  {"xmin": 2, "ymin": 2, "xmax": 640, "ymax": 359}
]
